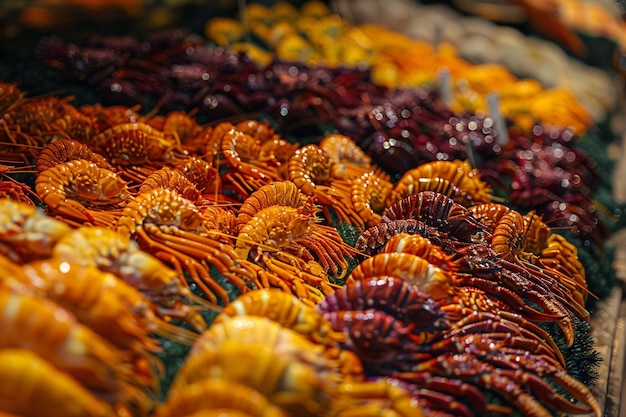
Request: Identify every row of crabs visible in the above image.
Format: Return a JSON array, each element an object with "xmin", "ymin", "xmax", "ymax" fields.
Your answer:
[
  {"xmin": 0, "ymin": 82, "xmax": 600, "ymax": 416},
  {"xmin": 0, "ymin": 196, "xmax": 600, "ymax": 417}
]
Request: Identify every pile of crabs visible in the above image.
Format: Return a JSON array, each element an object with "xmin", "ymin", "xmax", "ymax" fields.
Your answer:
[{"xmin": 0, "ymin": 79, "xmax": 608, "ymax": 417}]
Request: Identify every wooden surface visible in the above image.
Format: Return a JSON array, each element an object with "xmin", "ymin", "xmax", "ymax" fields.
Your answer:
[
  {"xmin": 589, "ymin": 277, "xmax": 625, "ymax": 417},
  {"xmin": 598, "ymin": 119, "xmax": 626, "ymax": 417},
  {"xmin": 564, "ymin": 94, "xmax": 626, "ymax": 416}
]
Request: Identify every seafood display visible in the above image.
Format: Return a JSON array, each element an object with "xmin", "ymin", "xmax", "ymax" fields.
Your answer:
[
  {"xmin": 0, "ymin": 78, "xmax": 610, "ymax": 416},
  {"xmin": 30, "ymin": 13, "xmax": 621, "ymax": 253},
  {"xmin": 201, "ymin": 1, "xmax": 594, "ymax": 132},
  {"xmin": 335, "ymin": 0, "xmax": 618, "ymax": 122},
  {"xmin": 0, "ymin": 1, "xmax": 624, "ymax": 415},
  {"xmin": 34, "ymin": 13, "xmax": 595, "ymax": 133}
]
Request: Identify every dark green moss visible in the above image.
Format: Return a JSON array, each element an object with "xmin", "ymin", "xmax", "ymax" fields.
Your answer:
[
  {"xmin": 539, "ymin": 316, "xmax": 602, "ymax": 387},
  {"xmin": 571, "ymin": 233, "xmax": 618, "ymax": 309},
  {"xmin": 155, "ymin": 336, "xmax": 192, "ymax": 402}
]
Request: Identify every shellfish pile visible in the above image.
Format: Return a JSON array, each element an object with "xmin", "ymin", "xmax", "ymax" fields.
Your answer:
[
  {"xmin": 334, "ymin": 0, "xmax": 618, "ymax": 122},
  {"xmin": 0, "ymin": 78, "xmax": 608, "ymax": 416},
  {"xmin": 0, "ymin": 1, "xmax": 622, "ymax": 415},
  {"xmin": 32, "ymin": 8, "xmax": 621, "ymax": 255}
]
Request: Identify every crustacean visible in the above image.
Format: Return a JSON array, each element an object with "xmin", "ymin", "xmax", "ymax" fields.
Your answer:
[
  {"xmin": 481, "ymin": 139, "xmax": 609, "ymax": 249},
  {"xmin": 1, "ymin": 96, "xmax": 75, "ymax": 136},
  {"xmin": 51, "ymin": 225, "xmax": 210, "ymax": 333},
  {"xmin": 258, "ymin": 134, "xmax": 300, "ymax": 178},
  {"xmin": 327, "ymin": 377, "xmax": 427, "ymax": 417},
  {"xmin": 470, "ymin": 203, "xmax": 588, "ymax": 277},
  {"xmin": 539, "ymin": 233, "xmax": 588, "ymax": 302},
  {"xmin": 220, "ymin": 127, "xmax": 285, "ymax": 190},
  {"xmin": 383, "ymin": 191, "xmax": 486, "ymax": 242},
  {"xmin": 78, "ymin": 104, "xmax": 145, "ymax": 135},
  {"xmin": 170, "ymin": 316, "xmax": 344, "ymax": 417},
  {"xmin": 2, "ymin": 256, "xmax": 162, "ymax": 364},
  {"xmin": 176, "ymin": 123, "xmax": 213, "ymax": 156},
  {"xmin": 138, "ymin": 166, "xmax": 202, "ymax": 203},
  {"xmin": 378, "ymin": 231, "xmax": 571, "ymax": 324},
  {"xmin": 35, "ymin": 159, "xmax": 131, "ymax": 227},
  {"xmin": 202, "ymin": 122, "xmax": 292, "ymax": 199},
  {"xmin": 338, "ymin": 375, "xmax": 490, "ymax": 417},
  {"xmin": 319, "ymin": 133, "xmax": 379, "ymax": 180},
  {"xmin": 450, "ymin": 244, "xmax": 579, "ymax": 346},
  {"xmin": 234, "ymin": 119, "xmax": 300, "ymax": 172},
  {"xmin": 357, "ymin": 195, "xmax": 478, "ymax": 253},
  {"xmin": 465, "ymin": 203, "xmax": 591, "ymax": 320},
  {"xmin": 448, "ymin": 219, "xmax": 588, "ymax": 326},
  {"xmin": 317, "ymin": 277, "xmax": 597, "ymax": 417},
  {"xmin": 364, "ymin": 192, "xmax": 584, "ymax": 345},
  {"xmin": 0, "ymin": 81, "xmax": 24, "ymax": 115},
  {"xmin": 174, "ymin": 156, "xmax": 219, "ymax": 190},
  {"xmin": 287, "ymin": 143, "xmax": 366, "ymax": 228},
  {"xmin": 201, "ymin": 205, "xmax": 239, "ymax": 239},
  {"xmin": 316, "ymin": 276, "xmax": 449, "ymax": 338},
  {"xmin": 354, "ymin": 219, "xmax": 445, "ymax": 256},
  {"xmin": 350, "ymin": 170, "xmax": 393, "ymax": 229},
  {"xmin": 203, "ymin": 121, "xmax": 236, "ymax": 162},
  {"xmin": 154, "ymin": 378, "xmax": 288, "ymax": 417},
  {"xmin": 520, "ymin": 211, "xmax": 590, "ymax": 307},
  {"xmin": 47, "ymin": 108, "xmax": 97, "ymax": 143},
  {"xmin": 36, "ymin": 138, "xmax": 112, "ymax": 175},
  {"xmin": 174, "ymin": 156, "xmax": 224, "ymax": 203},
  {"xmin": 347, "ymin": 252, "xmax": 454, "ymax": 300},
  {"xmin": 160, "ymin": 111, "xmax": 203, "ymax": 146},
  {"xmin": 235, "ymin": 180, "xmax": 311, "ymax": 232},
  {"xmin": 469, "ymin": 205, "xmax": 530, "ymax": 262},
  {"xmin": 467, "ymin": 202, "xmax": 514, "ymax": 232},
  {"xmin": 397, "ymin": 176, "xmax": 479, "ymax": 208},
  {"xmin": 0, "ymin": 287, "xmax": 155, "ymax": 414},
  {"xmin": 0, "ymin": 160, "xmax": 38, "ymax": 206},
  {"xmin": 216, "ymin": 288, "xmax": 343, "ymax": 345},
  {"xmin": 435, "ymin": 306, "xmax": 565, "ymax": 364},
  {"xmin": 215, "ymin": 288, "xmax": 364, "ymax": 382},
  {"xmin": 234, "ymin": 119, "xmax": 279, "ymax": 143},
  {"xmin": 235, "ymin": 204, "xmax": 355, "ymax": 298},
  {"xmin": 116, "ymin": 187, "xmax": 258, "ymax": 305},
  {"xmin": 320, "ymin": 309, "xmax": 436, "ymax": 371},
  {"xmin": 176, "ymin": 313, "xmax": 424, "ymax": 417},
  {"xmin": 520, "ymin": 209, "xmax": 551, "ymax": 255},
  {"xmin": 0, "ymin": 349, "xmax": 117, "ymax": 417},
  {"xmin": 0, "ymin": 176, "xmax": 40, "ymax": 206},
  {"xmin": 0, "ymin": 198, "xmax": 72, "ymax": 263},
  {"xmin": 389, "ymin": 160, "xmax": 492, "ymax": 206},
  {"xmin": 35, "ymin": 35, "xmax": 128, "ymax": 86},
  {"xmin": 380, "ymin": 233, "xmax": 453, "ymax": 269},
  {"xmin": 395, "ymin": 351, "xmax": 599, "ymax": 417},
  {"xmin": 88, "ymin": 122, "xmax": 186, "ymax": 185}
]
